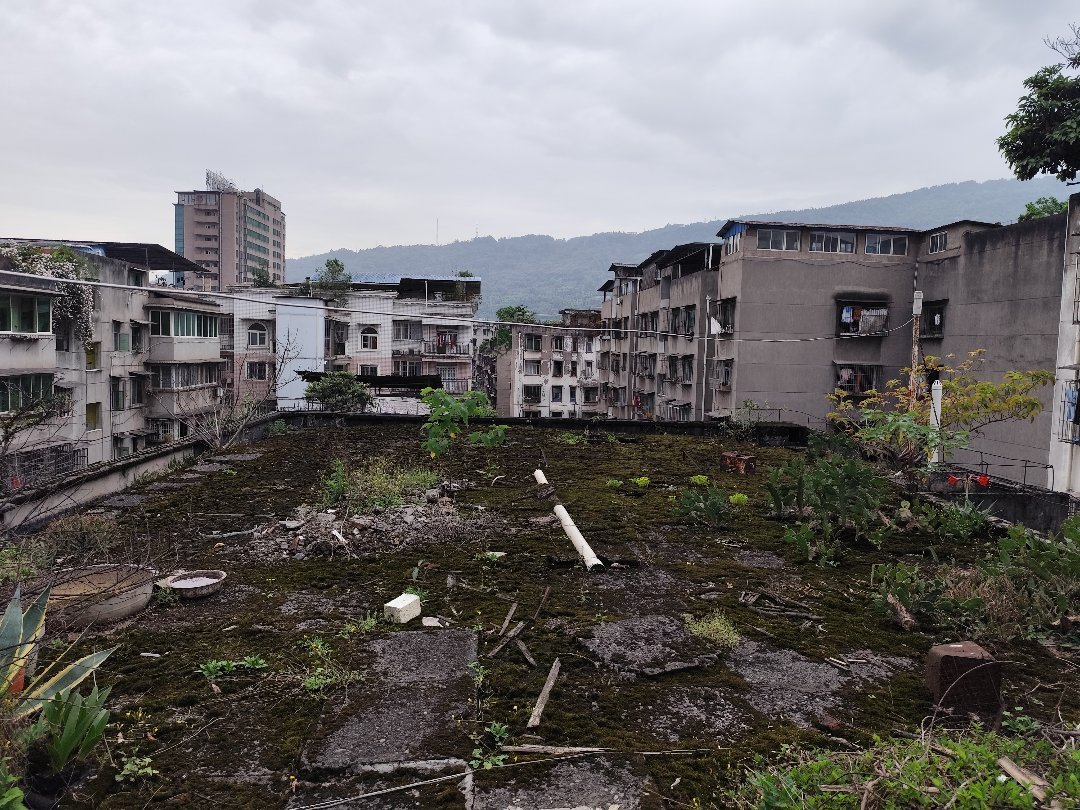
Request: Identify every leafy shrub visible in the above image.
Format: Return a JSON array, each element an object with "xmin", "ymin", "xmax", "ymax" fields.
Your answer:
[
  {"xmin": 27, "ymin": 686, "xmax": 111, "ymax": 772},
  {"xmin": 320, "ymin": 458, "xmax": 439, "ymax": 512},
  {"xmin": 874, "ymin": 518, "xmax": 1080, "ymax": 641},
  {"xmin": 688, "ymin": 474, "xmax": 709, "ymax": 487},
  {"xmin": 686, "ymin": 611, "xmax": 741, "ymax": 649},
  {"xmin": 605, "ymin": 479, "xmax": 623, "ymax": 489},
  {"xmin": 630, "ymin": 476, "xmax": 650, "ymax": 489},
  {"xmin": 557, "ymin": 431, "xmax": 587, "ymax": 446},
  {"xmin": 303, "ymin": 372, "xmax": 372, "ymax": 412},
  {"xmin": 268, "ymin": 419, "xmax": 288, "ymax": 437},
  {"xmin": 420, "ymin": 388, "xmax": 506, "ymax": 457},
  {"xmin": 728, "ymin": 493, "xmax": 749, "ymax": 507},
  {"xmin": 917, "ymin": 499, "xmax": 992, "ymax": 542},
  {"xmin": 769, "ymin": 454, "xmax": 893, "ymax": 563},
  {"xmin": 675, "ymin": 487, "xmax": 733, "ymax": 528}
]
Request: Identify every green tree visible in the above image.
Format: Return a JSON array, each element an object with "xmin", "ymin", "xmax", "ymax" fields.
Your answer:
[
  {"xmin": 481, "ymin": 305, "xmax": 536, "ymax": 354},
  {"xmin": 304, "ymin": 372, "xmax": 372, "ymax": 412},
  {"xmin": 1018, "ymin": 196, "xmax": 1069, "ymax": 221},
  {"xmin": 315, "ymin": 258, "xmax": 351, "ymax": 286},
  {"xmin": 251, "ymin": 265, "xmax": 275, "ymax": 288},
  {"xmin": 997, "ymin": 25, "xmax": 1080, "ymax": 183}
]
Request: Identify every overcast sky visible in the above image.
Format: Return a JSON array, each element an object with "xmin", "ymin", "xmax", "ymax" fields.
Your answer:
[{"xmin": 0, "ymin": 1, "xmax": 1075, "ymax": 257}]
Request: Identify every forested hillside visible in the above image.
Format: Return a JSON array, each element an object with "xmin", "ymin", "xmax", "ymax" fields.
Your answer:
[{"xmin": 286, "ymin": 177, "xmax": 1069, "ymax": 318}]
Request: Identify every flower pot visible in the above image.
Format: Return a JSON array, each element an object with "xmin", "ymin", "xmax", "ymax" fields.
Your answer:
[{"xmin": 9, "ymin": 665, "xmax": 25, "ymax": 694}]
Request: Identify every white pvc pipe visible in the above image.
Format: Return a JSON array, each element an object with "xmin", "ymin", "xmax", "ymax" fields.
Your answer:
[
  {"xmin": 553, "ymin": 504, "xmax": 603, "ymax": 570},
  {"xmin": 533, "ymin": 469, "xmax": 549, "ymax": 485},
  {"xmin": 930, "ymin": 380, "xmax": 943, "ymax": 465}
]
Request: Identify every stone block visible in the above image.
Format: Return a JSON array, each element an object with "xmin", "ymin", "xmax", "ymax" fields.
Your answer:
[
  {"xmin": 384, "ymin": 593, "xmax": 422, "ymax": 624},
  {"xmin": 926, "ymin": 641, "xmax": 1001, "ymax": 712}
]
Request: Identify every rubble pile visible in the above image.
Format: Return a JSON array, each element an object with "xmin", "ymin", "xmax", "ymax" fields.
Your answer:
[{"xmin": 244, "ymin": 482, "xmax": 499, "ymax": 562}]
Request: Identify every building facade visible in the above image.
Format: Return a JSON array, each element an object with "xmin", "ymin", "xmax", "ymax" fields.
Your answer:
[
  {"xmin": 175, "ymin": 177, "xmax": 286, "ymax": 291},
  {"xmin": 221, "ymin": 275, "xmax": 482, "ymax": 409},
  {"xmin": 494, "ymin": 309, "xmax": 603, "ymax": 418},
  {"xmin": 0, "ymin": 240, "xmax": 218, "ymax": 492}
]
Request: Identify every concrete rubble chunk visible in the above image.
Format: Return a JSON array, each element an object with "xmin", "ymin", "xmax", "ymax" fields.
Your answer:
[
  {"xmin": 384, "ymin": 593, "xmax": 422, "ymax": 624},
  {"xmin": 926, "ymin": 641, "xmax": 1001, "ymax": 713}
]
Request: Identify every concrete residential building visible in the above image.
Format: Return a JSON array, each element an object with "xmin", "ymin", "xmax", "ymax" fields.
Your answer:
[
  {"xmin": 595, "ymin": 216, "xmax": 1073, "ymax": 489},
  {"xmin": 221, "ymin": 275, "xmax": 482, "ymax": 409},
  {"xmin": 175, "ymin": 173, "xmax": 286, "ymax": 291},
  {"xmin": 0, "ymin": 239, "xmax": 212, "ymax": 490},
  {"xmin": 495, "ymin": 309, "xmax": 603, "ymax": 418}
]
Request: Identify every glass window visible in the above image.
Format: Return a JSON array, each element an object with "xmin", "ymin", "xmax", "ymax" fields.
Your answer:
[
  {"xmin": 756, "ymin": 229, "xmax": 800, "ymax": 251},
  {"xmin": 248, "ymin": 322, "xmax": 268, "ymax": 347},
  {"xmin": 524, "ymin": 333, "xmax": 542, "ymax": 351},
  {"xmin": 359, "ymin": 364, "xmax": 378, "ymax": 376},
  {"xmin": 809, "ymin": 231, "xmax": 856, "ymax": 253},
  {"xmin": 0, "ymin": 294, "xmax": 52, "ymax": 333},
  {"xmin": 551, "ymin": 386, "xmax": 563, "ymax": 402},
  {"xmin": 835, "ymin": 364, "xmax": 879, "ymax": 396},
  {"xmin": 85, "ymin": 342, "xmax": 101, "ymax": 370},
  {"xmin": 552, "ymin": 360, "xmax": 563, "ymax": 377},
  {"xmin": 928, "ymin": 232, "xmax": 948, "ymax": 253},
  {"xmin": 360, "ymin": 327, "xmax": 378, "ymax": 350},
  {"xmin": 110, "ymin": 377, "xmax": 126, "ymax": 410},
  {"xmin": 524, "ymin": 360, "xmax": 541, "ymax": 375},
  {"xmin": 150, "ymin": 310, "xmax": 171, "ymax": 336},
  {"xmin": 523, "ymin": 384, "xmax": 542, "ymax": 402},
  {"xmin": 865, "ymin": 234, "xmax": 909, "ymax": 256},
  {"xmin": 247, "ymin": 362, "xmax": 268, "ymax": 380},
  {"xmin": 552, "ymin": 336, "xmax": 564, "ymax": 351},
  {"xmin": 86, "ymin": 402, "xmax": 102, "ymax": 431}
]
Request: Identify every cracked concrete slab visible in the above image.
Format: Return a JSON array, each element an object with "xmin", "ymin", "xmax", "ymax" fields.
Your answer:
[
  {"xmin": 578, "ymin": 615, "xmax": 717, "ymax": 677},
  {"xmin": 474, "ymin": 758, "xmax": 644, "ymax": 810}
]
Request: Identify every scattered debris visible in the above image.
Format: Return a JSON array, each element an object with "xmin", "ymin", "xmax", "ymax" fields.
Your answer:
[
  {"xmin": 385, "ymin": 593, "xmax": 422, "ymax": 624},
  {"xmin": 926, "ymin": 641, "xmax": 1001, "ymax": 713},
  {"xmin": 527, "ymin": 657, "xmax": 562, "ymax": 728},
  {"xmin": 515, "ymin": 639, "xmax": 537, "ymax": 667},
  {"xmin": 487, "ymin": 621, "xmax": 525, "ymax": 658},
  {"xmin": 498, "ymin": 602, "xmax": 519, "ymax": 636}
]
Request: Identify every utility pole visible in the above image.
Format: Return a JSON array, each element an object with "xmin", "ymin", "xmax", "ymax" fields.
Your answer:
[{"xmin": 909, "ymin": 290, "xmax": 923, "ymax": 409}]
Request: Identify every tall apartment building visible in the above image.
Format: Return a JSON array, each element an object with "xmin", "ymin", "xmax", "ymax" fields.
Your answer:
[
  {"xmin": 175, "ymin": 173, "xmax": 286, "ymax": 291},
  {"xmin": 0, "ymin": 239, "xmax": 220, "ymax": 493},
  {"xmin": 597, "ymin": 212, "xmax": 1076, "ymax": 490},
  {"xmin": 494, "ymin": 309, "xmax": 603, "ymax": 418},
  {"xmin": 221, "ymin": 275, "xmax": 481, "ymax": 409}
]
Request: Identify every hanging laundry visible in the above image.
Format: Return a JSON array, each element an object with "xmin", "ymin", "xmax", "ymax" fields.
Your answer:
[{"xmin": 841, "ymin": 306, "xmax": 854, "ymax": 323}]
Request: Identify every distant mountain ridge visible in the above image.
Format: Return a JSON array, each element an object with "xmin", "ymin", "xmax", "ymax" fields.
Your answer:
[{"xmin": 286, "ymin": 177, "xmax": 1070, "ymax": 319}]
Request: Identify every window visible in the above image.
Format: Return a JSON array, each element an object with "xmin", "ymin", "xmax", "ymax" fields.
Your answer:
[
  {"xmin": 150, "ymin": 310, "xmax": 171, "ymax": 336},
  {"xmin": 756, "ymin": 229, "xmax": 800, "ymax": 251},
  {"xmin": 148, "ymin": 363, "xmax": 220, "ymax": 389},
  {"xmin": 392, "ymin": 320, "xmax": 422, "ymax": 341},
  {"xmin": 810, "ymin": 231, "xmax": 856, "ymax": 254},
  {"xmin": 550, "ymin": 410, "xmax": 563, "ymax": 418},
  {"xmin": 326, "ymin": 321, "xmax": 348, "ymax": 356},
  {"xmin": 360, "ymin": 327, "xmax": 378, "ymax": 350},
  {"xmin": 838, "ymin": 303, "xmax": 888, "ymax": 335},
  {"xmin": 113, "ymin": 321, "xmax": 130, "ymax": 351},
  {"xmin": 585, "ymin": 338, "xmax": 593, "ymax": 352},
  {"xmin": 359, "ymin": 364, "xmax": 379, "ymax": 376},
  {"xmin": 570, "ymin": 360, "xmax": 578, "ymax": 376},
  {"xmin": 921, "ymin": 300, "xmax": 946, "ymax": 338},
  {"xmin": 524, "ymin": 333, "xmax": 542, "ymax": 352},
  {"xmin": 585, "ymin": 360, "xmax": 594, "ymax": 377},
  {"xmin": 247, "ymin": 362, "xmax": 268, "ymax": 380},
  {"xmin": 0, "ymin": 374, "xmax": 54, "ymax": 412},
  {"xmin": 524, "ymin": 360, "xmax": 541, "ymax": 376},
  {"xmin": 110, "ymin": 377, "xmax": 126, "ymax": 410},
  {"xmin": 0, "ymin": 294, "xmax": 51, "ymax": 334},
  {"xmin": 551, "ymin": 386, "xmax": 563, "ymax": 402},
  {"xmin": 683, "ymin": 306, "xmax": 696, "ymax": 337},
  {"xmin": 928, "ymin": 232, "xmax": 948, "ymax": 254},
  {"xmin": 393, "ymin": 360, "xmax": 422, "ymax": 376},
  {"xmin": 523, "ymin": 384, "xmax": 542, "ymax": 403},
  {"xmin": 714, "ymin": 297, "xmax": 736, "ymax": 335},
  {"xmin": 1060, "ymin": 379, "xmax": 1080, "ymax": 443},
  {"xmin": 552, "ymin": 360, "xmax": 563, "ymax": 377},
  {"xmin": 86, "ymin": 402, "xmax": 102, "ymax": 431},
  {"xmin": 112, "ymin": 437, "xmax": 128, "ymax": 459},
  {"xmin": 583, "ymin": 387, "xmax": 599, "ymax": 404},
  {"xmin": 834, "ymin": 364, "xmax": 879, "ymax": 396},
  {"xmin": 552, "ymin": 336, "xmax": 564, "ymax": 351},
  {"xmin": 865, "ymin": 234, "xmax": 908, "ymax": 256},
  {"xmin": 569, "ymin": 385, "xmax": 577, "ymax": 403},
  {"xmin": 680, "ymin": 355, "xmax": 695, "ymax": 384},
  {"xmin": 713, "ymin": 358, "xmax": 734, "ymax": 388},
  {"xmin": 85, "ymin": 342, "xmax": 101, "ymax": 370},
  {"xmin": 248, "ymin": 322, "xmax": 268, "ymax": 347},
  {"xmin": 54, "ymin": 323, "xmax": 71, "ymax": 353},
  {"xmin": 131, "ymin": 326, "xmax": 143, "ymax": 354},
  {"xmin": 130, "ymin": 376, "xmax": 145, "ymax": 406}
]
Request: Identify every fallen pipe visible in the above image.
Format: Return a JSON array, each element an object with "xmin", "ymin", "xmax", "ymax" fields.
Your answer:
[
  {"xmin": 533, "ymin": 469, "xmax": 549, "ymax": 485},
  {"xmin": 553, "ymin": 504, "xmax": 603, "ymax": 570}
]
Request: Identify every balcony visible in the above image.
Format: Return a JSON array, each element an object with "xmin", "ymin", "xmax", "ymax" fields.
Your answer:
[
  {"xmin": 423, "ymin": 341, "xmax": 471, "ymax": 356},
  {"xmin": 440, "ymin": 378, "xmax": 470, "ymax": 394},
  {"xmin": 391, "ymin": 339, "xmax": 423, "ymax": 356}
]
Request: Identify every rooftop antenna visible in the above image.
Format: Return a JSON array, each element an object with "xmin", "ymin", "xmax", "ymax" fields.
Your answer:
[{"xmin": 206, "ymin": 169, "xmax": 239, "ymax": 193}]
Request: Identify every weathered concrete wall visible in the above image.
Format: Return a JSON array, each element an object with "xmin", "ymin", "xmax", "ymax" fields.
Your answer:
[{"xmin": 922, "ymin": 215, "xmax": 1066, "ymax": 485}]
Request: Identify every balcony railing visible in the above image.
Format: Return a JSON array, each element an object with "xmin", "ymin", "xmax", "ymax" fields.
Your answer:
[
  {"xmin": 423, "ymin": 341, "xmax": 470, "ymax": 356},
  {"xmin": 392, "ymin": 339, "xmax": 423, "ymax": 356},
  {"xmin": 440, "ymin": 378, "xmax": 470, "ymax": 393}
]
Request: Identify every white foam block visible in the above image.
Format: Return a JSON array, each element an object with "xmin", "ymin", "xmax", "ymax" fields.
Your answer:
[{"xmin": 384, "ymin": 593, "xmax": 422, "ymax": 624}]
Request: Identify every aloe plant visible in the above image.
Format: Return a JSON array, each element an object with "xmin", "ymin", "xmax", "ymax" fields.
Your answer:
[
  {"xmin": 1, "ymin": 586, "xmax": 116, "ymax": 720},
  {"xmin": 32, "ymin": 685, "xmax": 112, "ymax": 772}
]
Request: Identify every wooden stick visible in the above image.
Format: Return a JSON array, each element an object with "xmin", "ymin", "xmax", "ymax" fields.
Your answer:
[
  {"xmin": 527, "ymin": 658, "xmax": 561, "ymax": 728},
  {"xmin": 502, "ymin": 744, "xmax": 608, "ymax": 755},
  {"xmin": 486, "ymin": 621, "xmax": 525, "ymax": 658},
  {"xmin": 996, "ymin": 756, "xmax": 1060, "ymax": 807},
  {"xmin": 531, "ymin": 586, "xmax": 551, "ymax": 621},
  {"xmin": 515, "ymin": 638, "xmax": 537, "ymax": 667},
  {"xmin": 497, "ymin": 602, "xmax": 518, "ymax": 636}
]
